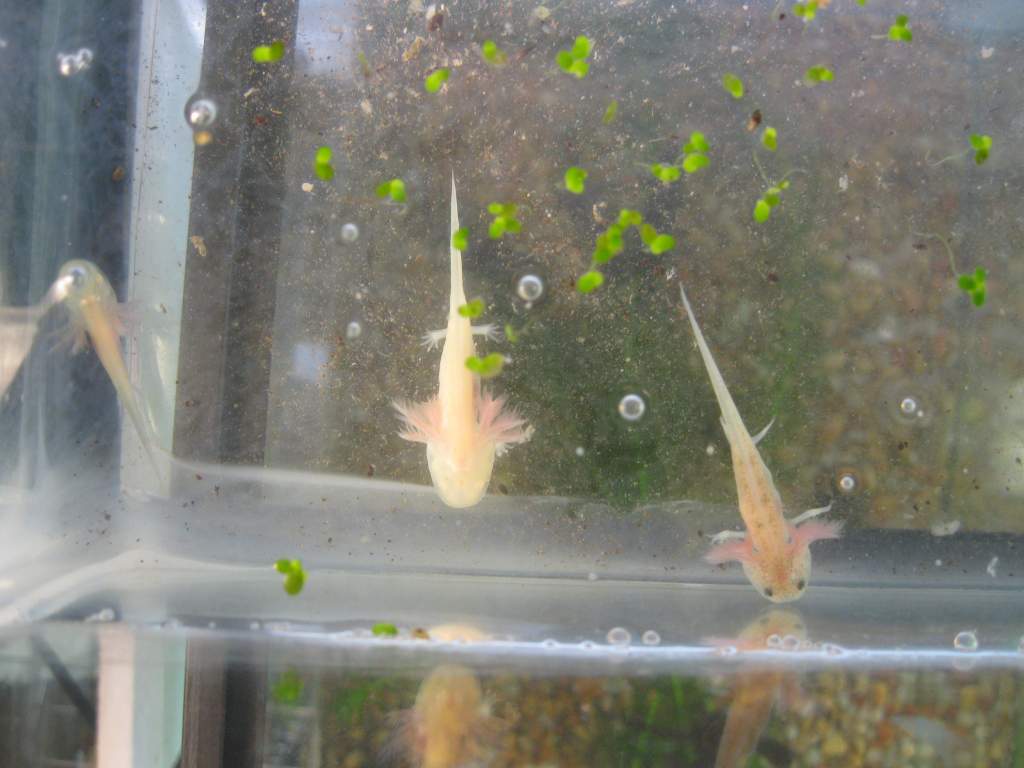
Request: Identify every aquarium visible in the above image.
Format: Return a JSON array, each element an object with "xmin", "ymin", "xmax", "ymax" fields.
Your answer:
[{"xmin": 1, "ymin": 0, "xmax": 1023, "ymax": 765}]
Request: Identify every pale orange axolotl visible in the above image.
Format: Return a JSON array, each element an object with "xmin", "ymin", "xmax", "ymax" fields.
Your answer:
[
  {"xmin": 52, "ymin": 259, "xmax": 160, "ymax": 477},
  {"xmin": 394, "ymin": 176, "xmax": 533, "ymax": 508},
  {"xmin": 679, "ymin": 284, "xmax": 842, "ymax": 602}
]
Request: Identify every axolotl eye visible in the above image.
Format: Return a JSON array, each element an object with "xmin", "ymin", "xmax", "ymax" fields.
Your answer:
[
  {"xmin": 763, "ymin": 587, "xmax": 774, "ymax": 598},
  {"xmin": 796, "ymin": 579, "xmax": 806, "ymax": 591},
  {"xmin": 68, "ymin": 266, "xmax": 88, "ymax": 287}
]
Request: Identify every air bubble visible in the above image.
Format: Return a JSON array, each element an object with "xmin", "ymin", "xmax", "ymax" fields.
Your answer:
[
  {"xmin": 575, "ymin": 446, "xmax": 585, "ymax": 457},
  {"xmin": 714, "ymin": 645, "xmax": 738, "ymax": 657},
  {"xmin": 838, "ymin": 473, "xmax": 857, "ymax": 493},
  {"xmin": 781, "ymin": 634, "xmax": 801, "ymax": 651},
  {"xmin": 517, "ymin": 274, "xmax": 544, "ymax": 303},
  {"xmin": 542, "ymin": 638, "xmax": 558, "ymax": 648},
  {"xmin": 587, "ymin": 572, "xmax": 598, "ymax": 581},
  {"xmin": 580, "ymin": 640, "xmax": 596, "ymax": 650},
  {"xmin": 641, "ymin": 630, "xmax": 661, "ymax": 646},
  {"xmin": 250, "ymin": 621, "xmax": 261, "ymax": 631},
  {"xmin": 346, "ymin": 321, "xmax": 362, "ymax": 340},
  {"xmin": 85, "ymin": 608, "xmax": 115, "ymax": 623},
  {"xmin": 766, "ymin": 634, "xmax": 783, "ymax": 648},
  {"xmin": 187, "ymin": 98, "xmax": 218, "ymax": 129},
  {"xmin": 953, "ymin": 630, "xmax": 978, "ymax": 652},
  {"xmin": 822, "ymin": 643, "xmax": 845, "ymax": 657},
  {"xmin": 899, "ymin": 396, "xmax": 917, "ymax": 416},
  {"xmin": 618, "ymin": 393, "xmax": 646, "ymax": 421},
  {"xmin": 341, "ymin": 223, "xmax": 359, "ymax": 243},
  {"xmin": 606, "ymin": 627, "xmax": 631, "ymax": 647},
  {"xmin": 57, "ymin": 48, "xmax": 93, "ymax": 77}
]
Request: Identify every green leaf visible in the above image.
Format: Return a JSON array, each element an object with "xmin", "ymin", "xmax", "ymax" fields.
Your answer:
[
  {"xmin": 957, "ymin": 274, "xmax": 975, "ymax": 291},
  {"xmin": 315, "ymin": 164, "xmax": 334, "ymax": 181},
  {"xmin": 283, "ymin": 569, "xmax": 305, "ymax": 596},
  {"xmin": 805, "ymin": 65, "xmax": 834, "ymax": 84},
  {"xmin": 372, "ymin": 622, "xmax": 398, "ymax": 637},
  {"xmin": 315, "ymin": 146, "xmax": 332, "ymax": 165},
  {"xmin": 640, "ymin": 223, "xmax": 657, "ymax": 245},
  {"xmin": 576, "ymin": 270, "xmax": 604, "ymax": 293},
  {"xmin": 274, "ymin": 559, "xmax": 293, "ymax": 574},
  {"xmin": 424, "ymin": 68, "xmax": 450, "ymax": 93},
  {"xmin": 272, "ymin": 671, "xmax": 304, "ymax": 704},
  {"xmin": 389, "ymin": 179, "xmax": 406, "ymax": 203},
  {"xmin": 617, "ymin": 209, "xmax": 643, "ymax": 228},
  {"xmin": 252, "ymin": 41, "xmax": 285, "ymax": 63},
  {"xmin": 682, "ymin": 153, "xmax": 709, "ymax": 173},
  {"xmin": 603, "ymin": 99, "xmax": 618, "ymax": 124},
  {"xmin": 754, "ymin": 199, "xmax": 772, "ymax": 223},
  {"xmin": 489, "ymin": 219, "xmax": 506, "ymax": 239},
  {"xmin": 764, "ymin": 187, "xmax": 782, "ymax": 205},
  {"xmin": 683, "ymin": 131, "xmax": 709, "ymax": 154},
  {"xmin": 505, "ymin": 218, "xmax": 522, "ymax": 234},
  {"xmin": 481, "ymin": 40, "xmax": 507, "ymax": 65},
  {"xmin": 487, "ymin": 202, "xmax": 504, "ymax": 215},
  {"xmin": 895, "ymin": 14, "xmax": 909, "ymax": 26},
  {"xmin": 778, "ymin": 179, "xmax": 791, "ymax": 190},
  {"xmin": 649, "ymin": 234, "xmax": 675, "ymax": 255},
  {"xmin": 568, "ymin": 59, "xmax": 589, "ymax": 78},
  {"xmin": 605, "ymin": 224, "xmax": 624, "ymax": 252},
  {"xmin": 565, "ymin": 166, "xmax": 588, "ymax": 194},
  {"xmin": 974, "ymin": 148, "xmax": 989, "ymax": 165},
  {"xmin": 465, "ymin": 353, "xmax": 504, "ymax": 378},
  {"xmin": 889, "ymin": 24, "xmax": 912, "ymax": 42},
  {"xmin": 556, "ymin": 50, "xmax": 575, "ymax": 71},
  {"xmin": 762, "ymin": 126, "xmax": 777, "ymax": 151},
  {"xmin": 974, "ymin": 267, "xmax": 987, "ymax": 282},
  {"xmin": 857, "ymin": 0, "xmax": 867, "ymax": 5},
  {"xmin": 571, "ymin": 35, "xmax": 594, "ymax": 59},
  {"xmin": 722, "ymin": 73, "xmax": 744, "ymax": 99},
  {"xmin": 650, "ymin": 163, "xmax": 681, "ymax": 183},
  {"xmin": 458, "ymin": 299, "xmax": 484, "ymax": 318},
  {"xmin": 504, "ymin": 324, "xmax": 519, "ymax": 343},
  {"xmin": 969, "ymin": 134, "xmax": 992, "ymax": 151},
  {"xmin": 971, "ymin": 288, "xmax": 986, "ymax": 307},
  {"xmin": 452, "ymin": 227, "xmax": 468, "ymax": 251},
  {"xmin": 793, "ymin": 2, "xmax": 818, "ymax": 21}
]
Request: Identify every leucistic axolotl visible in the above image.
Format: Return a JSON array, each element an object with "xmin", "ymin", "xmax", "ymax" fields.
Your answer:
[
  {"xmin": 384, "ymin": 664, "xmax": 502, "ymax": 768},
  {"xmin": 394, "ymin": 176, "xmax": 533, "ymax": 508},
  {"xmin": 51, "ymin": 259, "xmax": 160, "ymax": 477},
  {"xmin": 679, "ymin": 284, "xmax": 842, "ymax": 602}
]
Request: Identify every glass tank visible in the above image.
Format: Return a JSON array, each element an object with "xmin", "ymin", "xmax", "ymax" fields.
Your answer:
[{"xmin": 0, "ymin": 0, "xmax": 1022, "ymax": 766}]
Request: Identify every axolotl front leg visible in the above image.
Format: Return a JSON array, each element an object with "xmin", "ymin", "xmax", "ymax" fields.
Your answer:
[{"xmin": 421, "ymin": 324, "xmax": 501, "ymax": 350}]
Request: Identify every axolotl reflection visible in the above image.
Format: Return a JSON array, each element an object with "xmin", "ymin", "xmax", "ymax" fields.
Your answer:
[{"xmin": 394, "ymin": 177, "xmax": 532, "ymax": 508}]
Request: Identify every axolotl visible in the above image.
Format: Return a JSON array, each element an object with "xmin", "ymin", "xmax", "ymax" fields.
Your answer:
[
  {"xmin": 394, "ymin": 176, "xmax": 533, "ymax": 508},
  {"xmin": 679, "ymin": 284, "xmax": 842, "ymax": 602},
  {"xmin": 52, "ymin": 259, "xmax": 160, "ymax": 476}
]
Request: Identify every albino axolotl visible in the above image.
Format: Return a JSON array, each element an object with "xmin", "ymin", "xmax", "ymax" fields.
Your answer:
[
  {"xmin": 384, "ymin": 664, "xmax": 501, "ymax": 768},
  {"xmin": 708, "ymin": 609, "xmax": 808, "ymax": 768},
  {"xmin": 679, "ymin": 284, "xmax": 841, "ymax": 602},
  {"xmin": 52, "ymin": 259, "xmax": 160, "ymax": 476},
  {"xmin": 394, "ymin": 176, "xmax": 533, "ymax": 508}
]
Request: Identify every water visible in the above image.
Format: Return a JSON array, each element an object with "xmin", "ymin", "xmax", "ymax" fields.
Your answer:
[{"xmin": 1, "ymin": 0, "xmax": 1024, "ymax": 765}]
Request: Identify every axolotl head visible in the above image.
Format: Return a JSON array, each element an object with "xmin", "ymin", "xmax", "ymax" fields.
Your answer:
[
  {"xmin": 711, "ymin": 519, "xmax": 843, "ymax": 603},
  {"xmin": 49, "ymin": 259, "xmax": 114, "ymax": 312}
]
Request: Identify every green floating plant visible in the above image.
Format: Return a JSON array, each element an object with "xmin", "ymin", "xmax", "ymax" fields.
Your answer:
[
  {"xmin": 424, "ymin": 68, "xmax": 450, "ymax": 93},
  {"xmin": 375, "ymin": 178, "xmax": 407, "ymax": 203},
  {"xmin": 458, "ymin": 299, "xmax": 484, "ymax": 318},
  {"xmin": 481, "ymin": 40, "xmax": 507, "ymax": 65},
  {"xmin": 452, "ymin": 227, "xmax": 468, "ymax": 250},
  {"xmin": 969, "ymin": 133, "xmax": 992, "ymax": 165},
  {"xmin": 465, "ymin": 353, "xmax": 504, "ymax": 378},
  {"xmin": 504, "ymin": 323, "xmax": 520, "ymax": 343},
  {"xmin": 272, "ymin": 671, "xmax": 304, "ymax": 704},
  {"xmin": 640, "ymin": 223, "xmax": 675, "ymax": 255},
  {"xmin": 650, "ymin": 163, "xmax": 681, "ymax": 184},
  {"xmin": 804, "ymin": 65, "xmax": 834, "ymax": 85},
  {"xmin": 314, "ymin": 146, "xmax": 334, "ymax": 181},
  {"xmin": 372, "ymin": 622, "xmax": 398, "ymax": 637},
  {"xmin": 603, "ymin": 99, "xmax": 618, "ymax": 125},
  {"xmin": 557, "ymin": 35, "xmax": 594, "ymax": 78},
  {"xmin": 565, "ymin": 166, "xmax": 588, "ymax": 194},
  {"xmin": 762, "ymin": 126, "xmax": 778, "ymax": 151},
  {"xmin": 793, "ymin": 1, "xmax": 819, "ymax": 21},
  {"xmin": 888, "ymin": 15, "xmax": 912, "ymax": 42},
  {"xmin": 252, "ymin": 41, "xmax": 285, "ymax": 63},
  {"xmin": 957, "ymin": 267, "xmax": 987, "ymax": 307},
  {"xmin": 722, "ymin": 73, "xmax": 744, "ymax": 99},
  {"xmin": 274, "ymin": 559, "xmax": 306, "ymax": 596},
  {"xmin": 487, "ymin": 202, "xmax": 521, "ymax": 238},
  {"xmin": 857, "ymin": 0, "xmax": 867, "ymax": 5},
  {"xmin": 753, "ymin": 179, "xmax": 791, "ymax": 223},
  {"xmin": 576, "ymin": 270, "xmax": 604, "ymax": 293},
  {"xmin": 681, "ymin": 131, "xmax": 710, "ymax": 173}
]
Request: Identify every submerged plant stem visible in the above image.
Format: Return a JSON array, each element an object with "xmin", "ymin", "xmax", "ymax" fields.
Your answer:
[{"xmin": 912, "ymin": 231, "xmax": 959, "ymax": 276}]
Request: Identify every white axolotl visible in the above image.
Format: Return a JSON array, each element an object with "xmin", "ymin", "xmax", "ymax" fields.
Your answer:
[
  {"xmin": 394, "ymin": 177, "xmax": 533, "ymax": 508},
  {"xmin": 679, "ymin": 284, "xmax": 842, "ymax": 602}
]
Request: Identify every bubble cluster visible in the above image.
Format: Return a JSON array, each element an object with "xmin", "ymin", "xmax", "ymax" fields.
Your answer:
[
  {"xmin": 517, "ymin": 274, "xmax": 544, "ymax": 303},
  {"xmin": 618, "ymin": 393, "xmax": 646, "ymax": 421},
  {"xmin": 341, "ymin": 223, "xmax": 359, "ymax": 242},
  {"xmin": 766, "ymin": 633, "xmax": 783, "ymax": 648},
  {"xmin": 953, "ymin": 630, "xmax": 978, "ymax": 652},
  {"xmin": 781, "ymin": 634, "xmax": 801, "ymax": 651},
  {"xmin": 641, "ymin": 630, "xmax": 661, "ymax": 646},
  {"xmin": 837, "ymin": 473, "xmax": 857, "ymax": 493},
  {"xmin": 346, "ymin": 321, "xmax": 362, "ymax": 340},
  {"xmin": 57, "ymin": 48, "xmax": 93, "ymax": 77},
  {"xmin": 606, "ymin": 627, "xmax": 631, "ymax": 647}
]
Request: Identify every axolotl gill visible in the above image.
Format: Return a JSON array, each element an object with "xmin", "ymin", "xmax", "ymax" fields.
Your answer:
[
  {"xmin": 394, "ymin": 176, "xmax": 532, "ymax": 508},
  {"xmin": 679, "ymin": 284, "xmax": 842, "ymax": 602}
]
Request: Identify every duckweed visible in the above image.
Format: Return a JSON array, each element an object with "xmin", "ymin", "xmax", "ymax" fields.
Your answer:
[
  {"xmin": 650, "ymin": 163, "xmax": 681, "ymax": 184},
  {"xmin": 557, "ymin": 35, "xmax": 594, "ymax": 78},
  {"xmin": 957, "ymin": 267, "xmax": 987, "ymax": 307},
  {"xmin": 603, "ymin": 99, "xmax": 619, "ymax": 125},
  {"xmin": 465, "ymin": 353, "xmax": 505, "ymax": 378},
  {"xmin": 375, "ymin": 178, "xmax": 407, "ymax": 203},
  {"xmin": 722, "ymin": 72, "xmax": 744, "ymax": 99},
  {"xmin": 804, "ymin": 65, "xmax": 834, "ymax": 84},
  {"xmin": 458, "ymin": 299, "xmax": 484, "ymax": 318},
  {"xmin": 252, "ymin": 41, "xmax": 285, "ymax": 63},
  {"xmin": 888, "ymin": 15, "xmax": 912, "ymax": 42},
  {"xmin": 793, "ymin": 2, "xmax": 819, "ymax": 21},
  {"xmin": 314, "ymin": 146, "xmax": 334, "ymax": 181},
  {"xmin": 753, "ymin": 179, "xmax": 791, "ymax": 223},
  {"xmin": 424, "ymin": 68, "xmax": 450, "ymax": 93},
  {"xmin": 488, "ymin": 202, "xmax": 521, "ymax": 238},
  {"xmin": 274, "ymin": 559, "xmax": 306, "ymax": 596},
  {"xmin": 576, "ymin": 270, "xmax": 605, "ymax": 293},
  {"xmin": 452, "ymin": 227, "xmax": 469, "ymax": 251},
  {"xmin": 481, "ymin": 39, "xmax": 507, "ymax": 65},
  {"xmin": 681, "ymin": 131, "xmax": 710, "ymax": 173},
  {"xmin": 372, "ymin": 622, "xmax": 398, "ymax": 637},
  {"xmin": 969, "ymin": 133, "xmax": 992, "ymax": 165},
  {"xmin": 762, "ymin": 126, "xmax": 778, "ymax": 151},
  {"xmin": 565, "ymin": 166, "xmax": 588, "ymax": 194}
]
